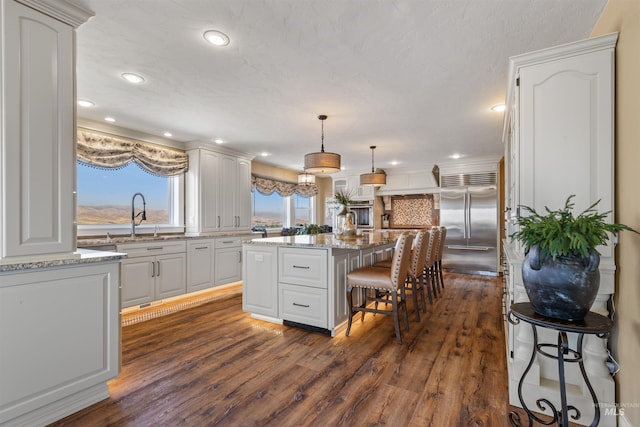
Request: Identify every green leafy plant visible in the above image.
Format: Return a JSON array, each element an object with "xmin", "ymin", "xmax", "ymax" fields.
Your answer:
[
  {"xmin": 333, "ymin": 188, "xmax": 354, "ymax": 207},
  {"xmin": 512, "ymin": 195, "xmax": 636, "ymax": 259},
  {"xmin": 296, "ymin": 224, "xmax": 324, "ymax": 235}
]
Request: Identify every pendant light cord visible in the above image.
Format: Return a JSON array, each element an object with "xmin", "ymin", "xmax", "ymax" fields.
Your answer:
[
  {"xmin": 320, "ymin": 118, "xmax": 325, "ymax": 153},
  {"xmin": 370, "ymin": 146, "xmax": 376, "ymax": 173}
]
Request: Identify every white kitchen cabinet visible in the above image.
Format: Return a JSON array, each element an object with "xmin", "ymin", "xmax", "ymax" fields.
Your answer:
[
  {"xmin": 117, "ymin": 241, "xmax": 187, "ymax": 308},
  {"xmin": 185, "ymin": 143, "xmax": 253, "ymax": 233},
  {"xmin": 0, "ymin": 260, "xmax": 119, "ymax": 427},
  {"xmin": 0, "ymin": 0, "xmax": 90, "ymax": 261},
  {"xmin": 502, "ymin": 33, "xmax": 617, "ymax": 425},
  {"xmin": 187, "ymin": 239, "xmax": 215, "ymax": 292},
  {"xmin": 242, "ymin": 245, "xmax": 278, "ymax": 318},
  {"xmin": 333, "ymin": 176, "xmax": 373, "ymax": 200},
  {"xmin": 214, "ymin": 237, "xmax": 244, "ymax": 285},
  {"xmin": 375, "ymin": 170, "xmax": 439, "ymax": 196}
]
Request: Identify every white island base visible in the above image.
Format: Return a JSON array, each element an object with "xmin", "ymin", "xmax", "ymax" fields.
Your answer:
[{"xmin": 242, "ymin": 232, "xmax": 399, "ymax": 336}]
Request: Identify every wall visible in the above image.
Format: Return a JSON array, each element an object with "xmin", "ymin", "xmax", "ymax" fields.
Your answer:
[
  {"xmin": 591, "ymin": 2, "xmax": 640, "ymax": 424},
  {"xmin": 251, "ymin": 161, "xmax": 332, "ymax": 226}
]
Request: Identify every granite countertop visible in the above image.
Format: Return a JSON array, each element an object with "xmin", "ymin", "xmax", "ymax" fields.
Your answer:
[
  {"xmin": 244, "ymin": 231, "xmax": 406, "ymax": 250},
  {"xmin": 0, "ymin": 248, "xmax": 127, "ymax": 273},
  {"xmin": 78, "ymin": 231, "xmax": 255, "ymax": 247}
]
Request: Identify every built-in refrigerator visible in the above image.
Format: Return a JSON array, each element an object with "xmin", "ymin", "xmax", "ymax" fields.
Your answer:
[{"xmin": 439, "ymin": 172, "xmax": 499, "ymax": 275}]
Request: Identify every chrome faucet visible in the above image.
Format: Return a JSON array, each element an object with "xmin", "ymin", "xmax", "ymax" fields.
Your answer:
[{"xmin": 131, "ymin": 192, "xmax": 147, "ymax": 238}]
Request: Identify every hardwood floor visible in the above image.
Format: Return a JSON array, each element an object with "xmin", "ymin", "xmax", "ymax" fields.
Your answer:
[{"xmin": 50, "ymin": 273, "xmax": 519, "ymax": 426}]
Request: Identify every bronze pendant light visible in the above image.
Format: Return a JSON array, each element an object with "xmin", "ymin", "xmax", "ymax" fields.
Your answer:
[
  {"xmin": 360, "ymin": 145, "xmax": 386, "ymax": 186},
  {"xmin": 304, "ymin": 115, "xmax": 341, "ymax": 174}
]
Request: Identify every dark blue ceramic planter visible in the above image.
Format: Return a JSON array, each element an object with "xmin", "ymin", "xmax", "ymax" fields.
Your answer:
[{"xmin": 522, "ymin": 245, "xmax": 600, "ymax": 321}]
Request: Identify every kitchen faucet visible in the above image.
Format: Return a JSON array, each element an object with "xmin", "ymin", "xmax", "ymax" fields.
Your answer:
[{"xmin": 131, "ymin": 192, "xmax": 147, "ymax": 238}]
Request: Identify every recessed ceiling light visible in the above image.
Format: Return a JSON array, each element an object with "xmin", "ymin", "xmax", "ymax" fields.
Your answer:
[
  {"xmin": 214, "ymin": 139, "xmax": 224, "ymax": 144},
  {"xmin": 260, "ymin": 152, "xmax": 269, "ymax": 157},
  {"xmin": 77, "ymin": 99, "xmax": 94, "ymax": 108},
  {"xmin": 390, "ymin": 160, "xmax": 399, "ymax": 166},
  {"xmin": 203, "ymin": 30, "xmax": 230, "ymax": 46},
  {"xmin": 163, "ymin": 132, "xmax": 173, "ymax": 138},
  {"xmin": 491, "ymin": 104, "xmax": 506, "ymax": 112},
  {"xmin": 450, "ymin": 153, "xmax": 461, "ymax": 159},
  {"xmin": 121, "ymin": 73, "xmax": 145, "ymax": 84},
  {"xmin": 105, "ymin": 117, "xmax": 116, "ymax": 122}
]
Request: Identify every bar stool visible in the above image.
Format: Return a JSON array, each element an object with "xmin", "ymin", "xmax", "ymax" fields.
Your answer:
[
  {"xmin": 373, "ymin": 229, "xmax": 430, "ymax": 321},
  {"xmin": 346, "ymin": 232, "xmax": 414, "ymax": 344}
]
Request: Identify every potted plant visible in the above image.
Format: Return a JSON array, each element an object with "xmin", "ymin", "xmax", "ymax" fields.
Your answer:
[
  {"xmin": 512, "ymin": 195, "xmax": 636, "ymax": 321},
  {"xmin": 333, "ymin": 189, "xmax": 356, "ymax": 237}
]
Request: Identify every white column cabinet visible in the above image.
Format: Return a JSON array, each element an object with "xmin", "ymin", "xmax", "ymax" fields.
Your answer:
[
  {"xmin": 0, "ymin": 0, "xmax": 91, "ymax": 261},
  {"xmin": 185, "ymin": 144, "xmax": 253, "ymax": 233},
  {"xmin": 502, "ymin": 33, "xmax": 617, "ymax": 425}
]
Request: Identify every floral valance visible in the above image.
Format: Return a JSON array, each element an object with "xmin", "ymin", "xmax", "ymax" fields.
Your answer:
[
  {"xmin": 77, "ymin": 129, "xmax": 188, "ymax": 176},
  {"xmin": 252, "ymin": 175, "xmax": 318, "ymax": 198}
]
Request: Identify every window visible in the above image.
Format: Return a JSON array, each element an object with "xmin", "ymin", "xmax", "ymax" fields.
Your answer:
[
  {"xmin": 251, "ymin": 191, "xmax": 315, "ymax": 229},
  {"xmin": 77, "ymin": 162, "xmax": 184, "ymax": 235},
  {"xmin": 293, "ymin": 194, "xmax": 313, "ymax": 225}
]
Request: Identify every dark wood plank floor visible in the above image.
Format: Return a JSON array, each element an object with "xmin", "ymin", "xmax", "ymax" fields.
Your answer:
[{"xmin": 50, "ymin": 273, "xmax": 521, "ymax": 426}]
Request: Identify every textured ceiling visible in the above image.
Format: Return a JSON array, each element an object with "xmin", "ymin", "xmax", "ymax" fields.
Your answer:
[{"xmin": 73, "ymin": 0, "xmax": 607, "ymax": 175}]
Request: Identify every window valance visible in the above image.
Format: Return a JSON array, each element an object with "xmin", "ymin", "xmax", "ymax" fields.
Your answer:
[
  {"xmin": 252, "ymin": 175, "xmax": 318, "ymax": 198},
  {"xmin": 77, "ymin": 129, "xmax": 188, "ymax": 176}
]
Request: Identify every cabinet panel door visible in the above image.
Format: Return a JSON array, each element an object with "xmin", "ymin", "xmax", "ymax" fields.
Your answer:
[
  {"xmin": 242, "ymin": 246, "xmax": 278, "ymax": 317},
  {"xmin": 519, "ymin": 51, "xmax": 613, "ymax": 259},
  {"xmin": 331, "ymin": 253, "xmax": 349, "ymax": 328},
  {"xmin": 120, "ymin": 256, "xmax": 155, "ymax": 308},
  {"xmin": 214, "ymin": 247, "xmax": 242, "ymax": 285},
  {"xmin": 279, "ymin": 248, "xmax": 328, "ymax": 288},
  {"xmin": 236, "ymin": 158, "xmax": 252, "ymax": 229},
  {"xmin": 187, "ymin": 241, "xmax": 214, "ymax": 292},
  {"xmin": 2, "ymin": 1, "xmax": 74, "ymax": 257},
  {"xmin": 201, "ymin": 151, "xmax": 221, "ymax": 232},
  {"xmin": 156, "ymin": 253, "xmax": 186, "ymax": 299},
  {"xmin": 219, "ymin": 155, "xmax": 237, "ymax": 230}
]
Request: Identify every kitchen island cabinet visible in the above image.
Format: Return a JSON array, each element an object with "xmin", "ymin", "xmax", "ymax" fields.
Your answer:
[{"xmin": 242, "ymin": 232, "xmax": 399, "ymax": 335}]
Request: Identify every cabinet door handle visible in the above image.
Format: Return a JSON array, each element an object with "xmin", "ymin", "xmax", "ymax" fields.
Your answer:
[
  {"xmin": 218, "ymin": 216, "xmax": 220, "ymax": 228},
  {"xmin": 238, "ymin": 250, "xmax": 242, "ymax": 263},
  {"xmin": 151, "ymin": 261, "xmax": 156, "ymax": 278},
  {"xmin": 222, "ymin": 240, "xmax": 234, "ymax": 244},
  {"xmin": 147, "ymin": 246, "xmax": 163, "ymax": 251},
  {"xmin": 293, "ymin": 265, "xmax": 310, "ymax": 269},
  {"xmin": 156, "ymin": 261, "xmax": 160, "ymax": 277},
  {"xmin": 195, "ymin": 246, "xmax": 208, "ymax": 250},
  {"xmin": 292, "ymin": 302, "xmax": 310, "ymax": 308}
]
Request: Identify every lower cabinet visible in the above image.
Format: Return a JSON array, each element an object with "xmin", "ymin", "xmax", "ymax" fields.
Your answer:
[
  {"xmin": 214, "ymin": 237, "xmax": 244, "ymax": 285},
  {"xmin": 187, "ymin": 239, "xmax": 214, "ymax": 292},
  {"xmin": 242, "ymin": 245, "xmax": 278, "ymax": 317},
  {"xmin": 118, "ymin": 241, "xmax": 187, "ymax": 308},
  {"xmin": 279, "ymin": 283, "xmax": 327, "ymax": 328}
]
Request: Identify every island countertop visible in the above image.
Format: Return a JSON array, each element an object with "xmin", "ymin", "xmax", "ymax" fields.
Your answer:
[{"xmin": 244, "ymin": 231, "xmax": 405, "ymax": 250}]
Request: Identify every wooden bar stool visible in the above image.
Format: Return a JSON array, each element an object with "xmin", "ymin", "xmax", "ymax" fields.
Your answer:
[{"xmin": 346, "ymin": 232, "xmax": 414, "ymax": 344}]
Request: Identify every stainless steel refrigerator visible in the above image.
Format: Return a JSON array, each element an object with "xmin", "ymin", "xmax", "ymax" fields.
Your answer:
[{"xmin": 439, "ymin": 172, "xmax": 499, "ymax": 275}]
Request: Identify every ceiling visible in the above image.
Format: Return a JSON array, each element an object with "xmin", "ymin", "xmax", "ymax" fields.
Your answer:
[{"xmin": 73, "ymin": 0, "xmax": 607, "ymax": 176}]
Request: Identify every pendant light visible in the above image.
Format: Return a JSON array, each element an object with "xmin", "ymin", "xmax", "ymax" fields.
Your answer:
[
  {"xmin": 304, "ymin": 115, "xmax": 341, "ymax": 174},
  {"xmin": 297, "ymin": 172, "xmax": 316, "ymax": 185},
  {"xmin": 360, "ymin": 146, "xmax": 386, "ymax": 186}
]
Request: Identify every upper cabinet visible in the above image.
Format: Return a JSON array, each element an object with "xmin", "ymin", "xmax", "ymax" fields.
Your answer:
[
  {"xmin": 503, "ymin": 33, "xmax": 617, "ymax": 266},
  {"xmin": 333, "ymin": 176, "xmax": 373, "ymax": 200},
  {"xmin": 0, "ymin": 0, "xmax": 93, "ymax": 261},
  {"xmin": 374, "ymin": 170, "xmax": 439, "ymax": 196},
  {"xmin": 185, "ymin": 143, "xmax": 253, "ymax": 233}
]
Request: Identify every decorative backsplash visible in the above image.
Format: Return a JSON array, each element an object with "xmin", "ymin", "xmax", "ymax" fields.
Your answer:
[{"xmin": 390, "ymin": 195, "xmax": 434, "ymax": 228}]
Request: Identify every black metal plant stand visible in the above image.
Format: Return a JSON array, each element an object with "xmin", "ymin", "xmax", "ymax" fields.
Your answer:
[{"xmin": 508, "ymin": 302, "xmax": 613, "ymax": 427}]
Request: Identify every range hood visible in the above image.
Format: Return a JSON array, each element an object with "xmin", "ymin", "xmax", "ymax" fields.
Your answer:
[{"xmin": 375, "ymin": 169, "xmax": 440, "ymax": 196}]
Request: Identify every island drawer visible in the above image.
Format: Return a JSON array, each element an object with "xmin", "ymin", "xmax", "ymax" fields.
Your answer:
[
  {"xmin": 278, "ymin": 248, "xmax": 328, "ymax": 289},
  {"xmin": 116, "ymin": 240, "xmax": 186, "ymax": 258},
  {"xmin": 279, "ymin": 283, "xmax": 327, "ymax": 329}
]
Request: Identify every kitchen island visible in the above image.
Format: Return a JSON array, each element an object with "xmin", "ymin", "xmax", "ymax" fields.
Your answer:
[{"xmin": 242, "ymin": 232, "xmax": 400, "ymax": 336}]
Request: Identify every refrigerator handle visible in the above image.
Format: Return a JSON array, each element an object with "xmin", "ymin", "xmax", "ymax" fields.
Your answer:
[{"xmin": 465, "ymin": 192, "xmax": 471, "ymax": 239}]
